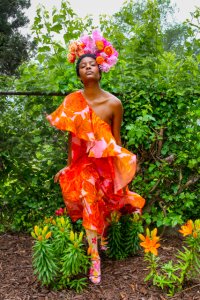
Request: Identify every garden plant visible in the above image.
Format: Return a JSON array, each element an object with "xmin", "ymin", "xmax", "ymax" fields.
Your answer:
[{"xmin": 139, "ymin": 219, "xmax": 200, "ymax": 296}]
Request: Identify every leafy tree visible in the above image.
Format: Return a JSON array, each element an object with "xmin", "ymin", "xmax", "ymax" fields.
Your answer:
[
  {"xmin": 0, "ymin": 0, "xmax": 93, "ymax": 231},
  {"xmin": 0, "ymin": 0, "xmax": 32, "ymax": 75}
]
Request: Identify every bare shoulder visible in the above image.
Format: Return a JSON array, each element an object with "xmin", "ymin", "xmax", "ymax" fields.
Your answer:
[{"xmin": 104, "ymin": 91, "xmax": 123, "ymax": 108}]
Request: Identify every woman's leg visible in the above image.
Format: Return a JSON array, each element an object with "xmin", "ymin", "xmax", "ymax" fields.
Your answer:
[{"xmin": 86, "ymin": 229, "xmax": 101, "ymax": 284}]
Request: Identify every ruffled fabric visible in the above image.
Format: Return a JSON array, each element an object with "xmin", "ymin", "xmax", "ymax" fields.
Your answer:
[{"xmin": 47, "ymin": 91, "xmax": 145, "ymax": 234}]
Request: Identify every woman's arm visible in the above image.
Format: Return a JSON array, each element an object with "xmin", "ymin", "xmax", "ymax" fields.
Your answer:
[
  {"xmin": 111, "ymin": 99, "xmax": 128, "ymax": 194},
  {"xmin": 111, "ymin": 99, "xmax": 123, "ymax": 146}
]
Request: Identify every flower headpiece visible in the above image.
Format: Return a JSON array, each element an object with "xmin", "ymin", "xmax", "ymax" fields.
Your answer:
[{"xmin": 67, "ymin": 29, "xmax": 118, "ymax": 72}]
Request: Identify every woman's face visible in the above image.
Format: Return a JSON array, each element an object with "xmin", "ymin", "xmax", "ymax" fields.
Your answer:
[{"xmin": 78, "ymin": 56, "xmax": 101, "ymax": 83}]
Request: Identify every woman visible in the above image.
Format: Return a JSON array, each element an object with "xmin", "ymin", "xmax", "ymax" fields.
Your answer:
[{"xmin": 47, "ymin": 30, "xmax": 145, "ymax": 284}]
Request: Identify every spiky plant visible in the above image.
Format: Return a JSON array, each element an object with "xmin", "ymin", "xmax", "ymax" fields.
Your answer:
[
  {"xmin": 32, "ymin": 225, "xmax": 58, "ymax": 285},
  {"xmin": 122, "ymin": 213, "xmax": 143, "ymax": 256},
  {"xmin": 106, "ymin": 211, "xmax": 127, "ymax": 259}
]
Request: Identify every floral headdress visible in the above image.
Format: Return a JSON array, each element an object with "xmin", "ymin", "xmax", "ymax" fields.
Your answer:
[{"xmin": 67, "ymin": 29, "xmax": 118, "ymax": 73}]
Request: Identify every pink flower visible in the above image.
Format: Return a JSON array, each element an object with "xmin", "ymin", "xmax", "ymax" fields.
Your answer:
[
  {"xmin": 80, "ymin": 34, "xmax": 95, "ymax": 54},
  {"xmin": 92, "ymin": 29, "xmax": 103, "ymax": 41},
  {"xmin": 55, "ymin": 207, "xmax": 64, "ymax": 216},
  {"xmin": 107, "ymin": 55, "xmax": 118, "ymax": 65},
  {"xmin": 100, "ymin": 62, "xmax": 111, "ymax": 72},
  {"xmin": 99, "ymin": 51, "xmax": 107, "ymax": 59}
]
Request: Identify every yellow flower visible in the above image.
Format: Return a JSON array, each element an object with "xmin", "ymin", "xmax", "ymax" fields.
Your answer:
[
  {"xmin": 139, "ymin": 228, "xmax": 160, "ymax": 256},
  {"xmin": 42, "ymin": 225, "xmax": 48, "ymax": 236},
  {"xmin": 74, "ymin": 242, "xmax": 78, "ymax": 248},
  {"xmin": 34, "ymin": 225, "xmax": 40, "ymax": 236},
  {"xmin": 45, "ymin": 231, "xmax": 52, "ymax": 239},
  {"xmin": 79, "ymin": 231, "xmax": 84, "ymax": 242},
  {"xmin": 60, "ymin": 217, "xmax": 65, "ymax": 226},
  {"xmin": 110, "ymin": 211, "xmax": 121, "ymax": 223},
  {"xmin": 179, "ymin": 220, "xmax": 194, "ymax": 236},
  {"xmin": 70, "ymin": 230, "xmax": 75, "ymax": 241}
]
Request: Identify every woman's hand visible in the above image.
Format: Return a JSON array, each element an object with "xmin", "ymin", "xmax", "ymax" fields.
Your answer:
[{"xmin": 54, "ymin": 167, "xmax": 68, "ymax": 183}]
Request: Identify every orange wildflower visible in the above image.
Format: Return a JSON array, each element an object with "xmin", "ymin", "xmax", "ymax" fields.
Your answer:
[
  {"xmin": 38, "ymin": 235, "xmax": 43, "ymax": 241},
  {"xmin": 104, "ymin": 45, "xmax": 114, "ymax": 56},
  {"xmin": 193, "ymin": 231, "xmax": 198, "ymax": 238},
  {"xmin": 45, "ymin": 231, "xmax": 52, "ymax": 239},
  {"xmin": 139, "ymin": 228, "xmax": 160, "ymax": 256},
  {"xmin": 179, "ymin": 220, "xmax": 194, "ymax": 237}
]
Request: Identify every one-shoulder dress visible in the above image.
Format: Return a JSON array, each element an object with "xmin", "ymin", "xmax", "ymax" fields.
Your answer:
[{"xmin": 47, "ymin": 91, "xmax": 145, "ymax": 235}]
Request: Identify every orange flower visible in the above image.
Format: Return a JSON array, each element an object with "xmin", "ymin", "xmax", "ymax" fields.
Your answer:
[
  {"xmin": 179, "ymin": 220, "xmax": 194, "ymax": 236},
  {"xmin": 96, "ymin": 56, "xmax": 104, "ymax": 65},
  {"xmin": 96, "ymin": 40, "xmax": 104, "ymax": 50},
  {"xmin": 77, "ymin": 48, "xmax": 85, "ymax": 56},
  {"xmin": 68, "ymin": 41, "xmax": 78, "ymax": 53},
  {"xmin": 139, "ymin": 228, "xmax": 160, "ymax": 256},
  {"xmin": 38, "ymin": 235, "xmax": 43, "ymax": 241},
  {"xmin": 193, "ymin": 231, "xmax": 198, "ymax": 238},
  {"xmin": 77, "ymin": 42, "xmax": 85, "ymax": 56},
  {"xmin": 67, "ymin": 52, "xmax": 76, "ymax": 63},
  {"xmin": 45, "ymin": 231, "xmax": 52, "ymax": 239},
  {"xmin": 104, "ymin": 45, "xmax": 114, "ymax": 56}
]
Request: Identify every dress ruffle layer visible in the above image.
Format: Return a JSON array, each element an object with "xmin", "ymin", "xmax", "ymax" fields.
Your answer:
[{"xmin": 47, "ymin": 91, "xmax": 145, "ymax": 234}]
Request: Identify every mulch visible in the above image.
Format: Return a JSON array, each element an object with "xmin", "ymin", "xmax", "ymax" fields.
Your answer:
[{"xmin": 0, "ymin": 233, "xmax": 200, "ymax": 300}]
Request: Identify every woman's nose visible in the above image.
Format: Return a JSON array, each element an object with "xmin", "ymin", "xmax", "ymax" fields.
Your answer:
[{"xmin": 86, "ymin": 64, "xmax": 91, "ymax": 69}]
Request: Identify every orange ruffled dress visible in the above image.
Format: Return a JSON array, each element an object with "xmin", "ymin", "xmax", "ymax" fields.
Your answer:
[{"xmin": 47, "ymin": 91, "xmax": 145, "ymax": 235}]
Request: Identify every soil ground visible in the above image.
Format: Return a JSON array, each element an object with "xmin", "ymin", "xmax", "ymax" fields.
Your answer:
[{"xmin": 0, "ymin": 233, "xmax": 200, "ymax": 300}]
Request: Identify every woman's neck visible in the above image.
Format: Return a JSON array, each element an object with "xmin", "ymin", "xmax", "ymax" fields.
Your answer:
[{"xmin": 83, "ymin": 82, "xmax": 102, "ymax": 100}]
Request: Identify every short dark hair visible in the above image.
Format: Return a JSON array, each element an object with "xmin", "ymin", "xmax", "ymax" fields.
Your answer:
[{"xmin": 76, "ymin": 53, "xmax": 101, "ymax": 79}]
